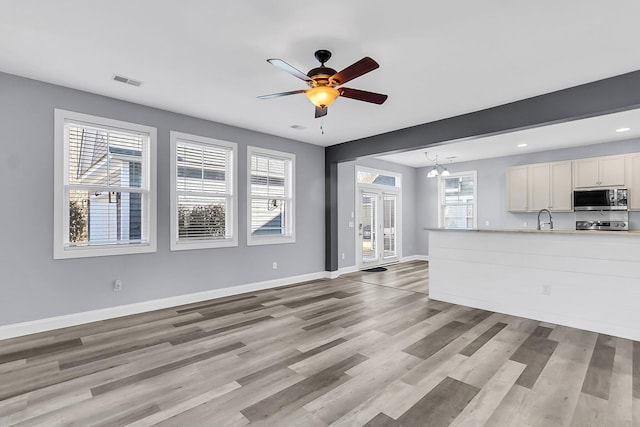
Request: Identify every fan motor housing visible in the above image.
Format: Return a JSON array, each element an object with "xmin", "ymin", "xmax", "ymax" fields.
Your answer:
[{"xmin": 307, "ymin": 67, "xmax": 337, "ymax": 87}]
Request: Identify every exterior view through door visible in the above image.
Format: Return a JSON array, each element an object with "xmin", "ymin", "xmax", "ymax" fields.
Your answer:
[{"xmin": 356, "ymin": 167, "xmax": 400, "ymax": 269}]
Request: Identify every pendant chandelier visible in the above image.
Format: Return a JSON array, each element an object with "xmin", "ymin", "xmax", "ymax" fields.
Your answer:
[{"xmin": 425, "ymin": 152, "xmax": 450, "ymax": 178}]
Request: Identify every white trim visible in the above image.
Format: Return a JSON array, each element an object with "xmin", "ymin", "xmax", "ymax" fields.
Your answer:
[
  {"xmin": 169, "ymin": 131, "xmax": 238, "ymax": 251},
  {"xmin": 246, "ymin": 146, "xmax": 296, "ymax": 246},
  {"xmin": 53, "ymin": 109, "xmax": 157, "ymax": 259},
  {"xmin": 0, "ymin": 271, "xmax": 327, "ymax": 340},
  {"xmin": 355, "ymin": 167, "xmax": 403, "ymax": 270},
  {"xmin": 400, "ymin": 254, "xmax": 429, "ymax": 262}
]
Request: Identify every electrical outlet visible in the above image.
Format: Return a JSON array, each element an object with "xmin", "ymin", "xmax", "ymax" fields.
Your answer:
[
  {"xmin": 523, "ymin": 221, "xmax": 528, "ymax": 228},
  {"xmin": 113, "ymin": 279, "xmax": 122, "ymax": 292},
  {"xmin": 341, "ymin": 253, "xmax": 345, "ymax": 260},
  {"xmin": 542, "ymin": 285, "xmax": 551, "ymax": 296},
  {"xmin": 485, "ymin": 220, "xmax": 490, "ymax": 227},
  {"xmin": 272, "ymin": 261, "xmax": 277, "ymax": 270}
]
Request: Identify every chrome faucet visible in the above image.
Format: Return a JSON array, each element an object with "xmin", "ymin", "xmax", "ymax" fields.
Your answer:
[{"xmin": 537, "ymin": 208, "xmax": 553, "ymax": 230}]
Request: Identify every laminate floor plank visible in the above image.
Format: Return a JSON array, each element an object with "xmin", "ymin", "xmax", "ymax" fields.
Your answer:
[
  {"xmin": 303, "ymin": 352, "xmax": 422, "ymax": 424},
  {"xmin": 1, "ymin": 260, "xmax": 637, "ymax": 426},
  {"xmin": 449, "ymin": 359, "xmax": 526, "ymax": 427},
  {"xmin": 570, "ymin": 392, "xmax": 608, "ymax": 427},
  {"xmin": 241, "ymin": 353, "xmax": 368, "ymax": 423},
  {"xmin": 605, "ymin": 337, "xmax": 633, "ymax": 427},
  {"xmin": 512, "ymin": 327, "xmax": 597, "ymax": 427},
  {"xmin": 509, "ymin": 327, "xmax": 559, "ymax": 389},
  {"xmin": 581, "ymin": 334, "xmax": 616, "ymax": 400},
  {"xmin": 483, "ymin": 383, "xmax": 531, "ymax": 427},
  {"xmin": 391, "ymin": 376, "xmax": 479, "ymax": 427}
]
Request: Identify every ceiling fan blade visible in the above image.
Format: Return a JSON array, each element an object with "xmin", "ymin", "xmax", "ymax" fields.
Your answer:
[
  {"xmin": 330, "ymin": 57, "xmax": 379, "ymax": 85},
  {"xmin": 315, "ymin": 106, "xmax": 328, "ymax": 118},
  {"xmin": 258, "ymin": 89, "xmax": 307, "ymax": 100},
  {"xmin": 339, "ymin": 87, "xmax": 388, "ymax": 104},
  {"xmin": 267, "ymin": 59, "xmax": 312, "ymax": 82}
]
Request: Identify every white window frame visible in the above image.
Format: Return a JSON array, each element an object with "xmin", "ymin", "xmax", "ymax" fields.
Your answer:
[
  {"xmin": 247, "ymin": 146, "xmax": 295, "ymax": 246},
  {"xmin": 53, "ymin": 109, "xmax": 157, "ymax": 259},
  {"xmin": 170, "ymin": 131, "xmax": 238, "ymax": 251},
  {"xmin": 437, "ymin": 170, "xmax": 478, "ymax": 229}
]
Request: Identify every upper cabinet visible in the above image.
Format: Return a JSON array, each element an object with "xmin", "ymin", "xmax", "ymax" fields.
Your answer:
[
  {"xmin": 627, "ymin": 153, "xmax": 640, "ymax": 211},
  {"xmin": 549, "ymin": 161, "xmax": 573, "ymax": 211},
  {"xmin": 507, "ymin": 161, "xmax": 572, "ymax": 212},
  {"xmin": 574, "ymin": 154, "xmax": 625, "ymax": 188},
  {"xmin": 506, "ymin": 165, "xmax": 528, "ymax": 212}
]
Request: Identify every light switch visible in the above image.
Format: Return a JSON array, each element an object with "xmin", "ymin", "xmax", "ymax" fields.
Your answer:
[{"xmin": 348, "ymin": 221, "xmax": 354, "ymax": 228}]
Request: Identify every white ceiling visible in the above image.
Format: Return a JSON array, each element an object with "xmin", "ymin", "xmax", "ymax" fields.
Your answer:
[{"xmin": 2, "ymin": 1, "xmax": 640, "ymax": 153}]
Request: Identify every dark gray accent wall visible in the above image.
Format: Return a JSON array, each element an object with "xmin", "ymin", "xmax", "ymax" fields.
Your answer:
[
  {"xmin": 0, "ymin": 72, "xmax": 325, "ymax": 326},
  {"xmin": 416, "ymin": 138, "xmax": 640, "ymax": 255},
  {"xmin": 326, "ymin": 69, "xmax": 640, "ymax": 271}
]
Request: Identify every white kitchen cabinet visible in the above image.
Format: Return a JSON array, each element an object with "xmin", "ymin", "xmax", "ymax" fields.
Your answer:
[
  {"xmin": 549, "ymin": 161, "xmax": 573, "ymax": 211},
  {"xmin": 627, "ymin": 153, "xmax": 640, "ymax": 211},
  {"xmin": 508, "ymin": 161, "xmax": 572, "ymax": 212},
  {"xmin": 529, "ymin": 163, "xmax": 550, "ymax": 211},
  {"xmin": 574, "ymin": 155, "xmax": 625, "ymax": 188},
  {"xmin": 506, "ymin": 165, "xmax": 528, "ymax": 211}
]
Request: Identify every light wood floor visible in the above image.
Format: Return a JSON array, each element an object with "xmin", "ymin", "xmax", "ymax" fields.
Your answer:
[{"xmin": 0, "ymin": 260, "xmax": 638, "ymax": 426}]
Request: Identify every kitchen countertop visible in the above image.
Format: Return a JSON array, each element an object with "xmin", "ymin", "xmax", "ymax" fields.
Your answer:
[{"xmin": 424, "ymin": 228, "xmax": 640, "ymax": 236}]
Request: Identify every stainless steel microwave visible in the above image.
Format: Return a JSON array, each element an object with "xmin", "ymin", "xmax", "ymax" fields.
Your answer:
[{"xmin": 573, "ymin": 188, "xmax": 628, "ymax": 211}]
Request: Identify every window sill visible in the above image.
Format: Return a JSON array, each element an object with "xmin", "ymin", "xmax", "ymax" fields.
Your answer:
[
  {"xmin": 246, "ymin": 236, "xmax": 296, "ymax": 246},
  {"xmin": 170, "ymin": 238, "xmax": 238, "ymax": 251},
  {"xmin": 54, "ymin": 242, "xmax": 157, "ymax": 260}
]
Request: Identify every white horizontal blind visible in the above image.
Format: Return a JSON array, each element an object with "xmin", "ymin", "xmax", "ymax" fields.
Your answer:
[
  {"xmin": 176, "ymin": 140, "xmax": 233, "ymax": 241},
  {"xmin": 64, "ymin": 121, "xmax": 150, "ymax": 247},
  {"xmin": 250, "ymin": 152, "xmax": 291, "ymax": 237}
]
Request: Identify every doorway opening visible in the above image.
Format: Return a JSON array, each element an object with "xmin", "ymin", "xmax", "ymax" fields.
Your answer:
[{"xmin": 356, "ymin": 167, "xmax": 401, "ymax": 270}]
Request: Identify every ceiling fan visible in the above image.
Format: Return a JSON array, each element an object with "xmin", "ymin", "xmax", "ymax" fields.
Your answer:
[{"xmin": 258, "ymin": 49, "xmax": 388, "ymax": 118}]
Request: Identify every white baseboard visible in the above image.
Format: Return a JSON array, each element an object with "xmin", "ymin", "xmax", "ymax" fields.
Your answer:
[
  {"xmin": 0, "ymin": 271, "xmax": 328, "ymax": 340},
  {"xmin": 400, "ymin": 254, "xmax": 429, "ymax": 262}
]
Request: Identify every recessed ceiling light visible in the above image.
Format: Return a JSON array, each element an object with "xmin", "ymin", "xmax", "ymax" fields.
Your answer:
[
  {"xmin": 616, "ymin": 127, "xmax": 631, "ymax": 133},
  {"xmin": 517, "ymin": 143, "xmax": 528, "ymax": 148}
]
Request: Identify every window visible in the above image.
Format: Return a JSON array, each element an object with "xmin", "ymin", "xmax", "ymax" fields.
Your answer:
[
  {"xmin": 170, "ymin": 132, "xmax": 237, "ymax": 250},
  {"xmin": 438, "ymin": 171, "xmax": 477, "ymax": 229},
  {"xmin": 247, "ymin": 146, "xmax": 295, "ymax": 245},
  {"xmin": 54, "ymin": 109, "xmax": 156, "ymax": 259},
  {"xmin": 356, "ymin": 169, "xmax": 399, "ymax": 187}
]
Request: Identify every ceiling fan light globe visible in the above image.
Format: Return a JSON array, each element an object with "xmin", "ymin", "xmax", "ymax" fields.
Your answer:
[{"xmin": 305, "ymin": 86, "xmax": 339, "ymax": 108}]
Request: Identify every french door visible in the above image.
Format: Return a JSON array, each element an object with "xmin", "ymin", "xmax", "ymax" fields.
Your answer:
[{"xmin": 358, "ymin": 188, "xmax": 399, "ymax": 269}]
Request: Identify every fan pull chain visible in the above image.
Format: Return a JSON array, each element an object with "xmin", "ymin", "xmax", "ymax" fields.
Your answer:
[{"xmin": 320, "ymin": 118, "xmax": 325, "ymax": 135}]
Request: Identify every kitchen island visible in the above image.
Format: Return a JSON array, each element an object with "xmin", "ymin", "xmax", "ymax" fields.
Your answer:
[{"xmin": 427, "ymin": 228, "xmax": 640, "ymax": 341}]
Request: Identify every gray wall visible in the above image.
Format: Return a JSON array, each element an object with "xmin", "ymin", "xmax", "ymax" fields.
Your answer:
[
  {"xmin": 416, "ymin": 138, "xmax": 640, "ymax": 255},
  {"xmin": 0, "ymin": 72, "xmax": 325, "ymax": 326},
  {"xmin": 337, "ymin": 157, "xmax": 419, "ymax": 269}
]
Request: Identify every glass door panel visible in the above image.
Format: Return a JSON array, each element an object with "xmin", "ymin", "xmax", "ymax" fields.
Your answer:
[
  {"xmin": 383, "ymin": 193, "xmax": 397, "ymax": 259},
  {"xmin": 360, "ymin": 191, "xmax": 377, "ymax": 264}
]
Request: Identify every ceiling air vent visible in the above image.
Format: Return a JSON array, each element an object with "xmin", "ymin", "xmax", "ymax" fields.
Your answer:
[
  {"xmin": 112, "ymin": 74, "xmax": 143, "ymax": 87},
  {"xmin": 289, "ymin": 125, "xmax": 306, "ymax": 130}
]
